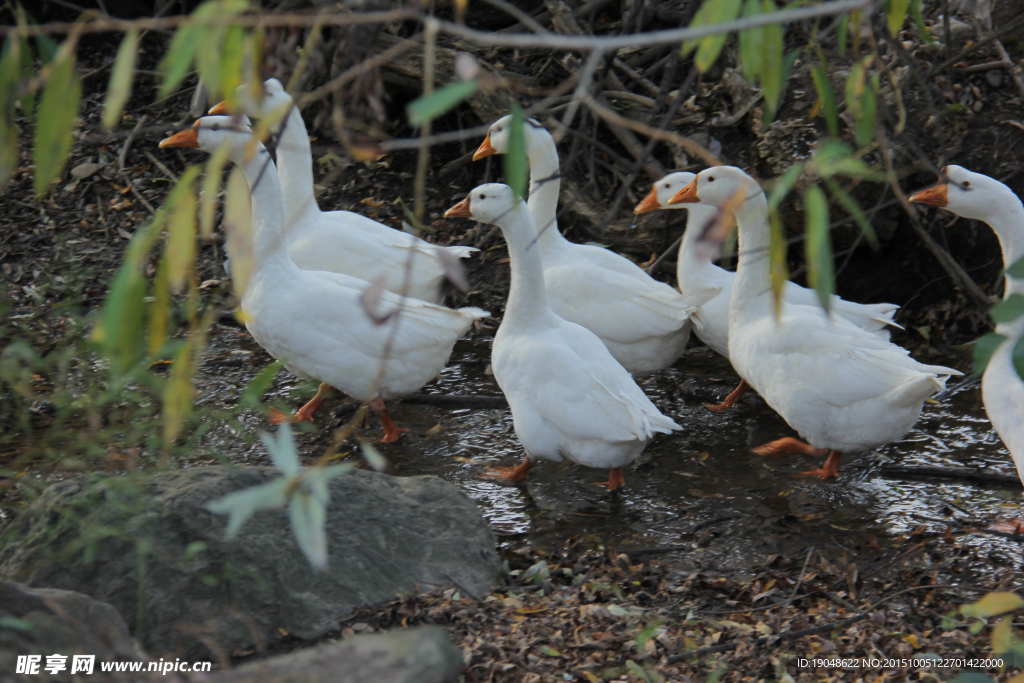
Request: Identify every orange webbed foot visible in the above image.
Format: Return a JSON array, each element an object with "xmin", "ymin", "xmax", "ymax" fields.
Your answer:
[
  {"xmin": 594, "ymin": 467, "xmax": 625, "ymax": 491},
  {"xmin": 702, "ymin": 379, "xmax": 749, "ymax": 413},
  {"xmin": 379, "ymin": 424, "xmax": 408, "ymax": 444},
  {"xmin": 793, "ymin": 451, "xmax": 841, "ymax": 479},
  {"xmin": 752, "ymin": 437, "xmax": 827, "ymax": 460},
  {"xmin": 480, "ymin": 458, "xmax": 535, "ymax": 483}
]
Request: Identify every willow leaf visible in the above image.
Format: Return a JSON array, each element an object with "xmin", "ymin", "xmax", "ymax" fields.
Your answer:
[
  {"xmin": 407, "ymin": 79, "xmax": 479, "ymax": 126},
  {"xmin": 504, "ymin": 104, "xmax": 528, "ymax": 199},
  {"xmin": 33, "ymin": 49, "xmax": 81, "ymax": 198},
  {"xmin": 804, "ymin": 185, "xmax": 834, "ymax": 312},
  {"xmin": 886, "ymin": 0, "xmax": 910, "ymax": 37},
  {"xmin": 102, "ymin": 29, "xmax": 138, "ymax": 130},
  {"xmin": 682, "ymin": 0, "xmax": 743, "ymax": 73}
]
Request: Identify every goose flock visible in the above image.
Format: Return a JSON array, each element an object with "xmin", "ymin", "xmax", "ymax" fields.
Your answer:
[{"xmin": 158, "ymin": 78, "xmax": 1024, "ymax": 494}]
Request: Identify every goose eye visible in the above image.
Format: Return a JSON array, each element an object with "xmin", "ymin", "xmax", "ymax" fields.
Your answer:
[
  {"xmin": 664, "ymin": 183, "xmax": 670, "ymax": 188},
  {"xmin": 708, "ymin": 176, "xmax": 715, "ymax": 182},
  {"xmin": 962, "ymin": 180, "xmax": 971, "ymax": 187},
  {"xmin": 479, "ymin": 193, "xmax": 485, "ymax": 199}
]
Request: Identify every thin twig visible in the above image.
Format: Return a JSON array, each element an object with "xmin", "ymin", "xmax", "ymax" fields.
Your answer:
[
  {"xmin": 775, "ymin": 547, "xmax": 815, "ymax": 636},
  {"xmin": 582, "ymin": 95, "xmax": 720, "ymax": 167},
  {"xmin": 414, "ymin": 19, "xmax": 439, "ymax": 223}
]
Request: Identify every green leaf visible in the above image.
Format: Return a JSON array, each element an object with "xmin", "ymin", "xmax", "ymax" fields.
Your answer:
[
  {"xmin": 810, "ymin": 64, "xmax": 839, "ymax": 138},
  {"xmin": 682, "ymin": 0, "xmax": 743, "ymax": 73},
  {"xmin": 33, "ymin": 48, "xmax": 81, "ymax": 198},
  {"xmin": 0, "ymin": 38, "xmax": 25, "ymax": 192},
  {"xmin": 91, "ymin": 213, "xmax": 166, "ymax": 375},
  {"xmin": 407, "ymin": 79, "xmax": 480, "ymax": 126},
  {"xmin": 223, "ymin": 166, "xmax": 254, "ymax": 309},
  {"xmin": 157, "ymin": 25, "xmax": 200, "ymax": 100},
  {"xmin": 738, "ymin": 0, "xmax": 764, "ymax": 83},
  {"xmin": 837, "ymin": 15, "xmax": 849, "ymax": 56},
  {"xmin": 217, "ymin": 26, "xmax": 245, "ymax": 106},
  {"xmin": 239, "ymin": 359, "xmax": 282, "ymax": 408},
  {"xmin": 1006, "ymin": 255, "xmax": 1024, "ymax": 279},
  {"xmin": 961, "ymin": 592, "xmax": 1024, "ymax": 618},
  {"xmin": 262, "ymin": 423, "xmax": 301, "ymax": 476},
  {"xmin": 845, "ymin": 60, "xmax": 879, "ymax": 148},
  {"xmin": 166, "ymin": 178, "xmax": 197, "ymax": 293},
  {"xmin": 768, "ymin": 208, "xmax": 789, "ymax": 317},
  {"xmin": 768, "ymin": 162, "xmax": 803, "ymax": 210},
  {"xmin": 759, "ymin": 0, "xmax": 784, "ymax": 117},
  {"xmin": 910, "ymin": 0, "xmax": 935, "ymax": 44},
  {"xmin": 991, "ymin": 293, "xmax": 1024, "ymax": 324},
  {"xmin": 163, "ymin": 338, "xmax": 195, "ymax": 445},
  {"xmin": 200, "ymin": 144, "xmax": 229, "ymax": 238},
  {"xmin": 804, "ymin": 185, "xmax": 834, "ymax": 312},
  {"xmin": 823, "ymin": 177, "xmax": 878, "ymax": 249},
  {"xmin": 504, "ymin": 104, "xmax": 528, "ymax": 199},
  {"xmin": 993, "ymin": 615, "xmax": 1014, "ymax": 656},
  {"xmin": 207, "ymin": 477, "xmax": 290, "ymax": 537},
  {"xmin": 0, "ymin": 616, "xmax": 34, "ymax": 632},
  {"xmin": 148, "ymin": 257, "xmax": 170, "ymax": 357},
  {"xmin": 102, "ymin": 29, "xmax": 138, "ymax": 130},
  {"xmin": 886, "ymin": 0, "xmax": 910, "ymax": 37},
  {"xmin": 159, "ymin": 0, "xmax": 249, "ymax": 100},
  {"xmin": 973, "ymin": 333, "xmax": 1007, "ymax": 377}
]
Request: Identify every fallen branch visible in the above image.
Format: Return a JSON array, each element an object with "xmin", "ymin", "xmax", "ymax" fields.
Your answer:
[{"xmin": 401, "ymin": 394, "xmax": 508, "ymax": 408}]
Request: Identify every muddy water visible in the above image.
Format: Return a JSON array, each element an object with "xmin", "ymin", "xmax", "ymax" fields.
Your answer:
[{"xmin": 196, "ymin": 325, "xmax": 1024, "ymax": 572}]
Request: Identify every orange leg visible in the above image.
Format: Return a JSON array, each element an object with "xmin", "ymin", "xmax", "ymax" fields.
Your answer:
[
  {"xmin": 703, "ymin": 379, "xmax": 750, "ymax": 413},
  {"xmin": 269, "ymin": 383, "xmax": 332, "ymax": 424},
  {"xmin": 481, "ymin": 457, "xmax": 536, "ymax": 483},
  {"xmin": 594, "ymin": 467, "xmax": 625, "ymax": 491},
  {"xmin": 370, "ymin": 396, "xmax": 407, "ymax": 444},
  {"xmin": 795, "ymin": 450, "xmax": 842, "ymax": 479},
  {"xmin": 752, "ymin": 436, "xmax": 827, "ymax": 460}
]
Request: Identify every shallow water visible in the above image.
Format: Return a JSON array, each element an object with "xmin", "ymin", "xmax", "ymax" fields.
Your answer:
[{"xmin": 196, "ymin": 327, "xmax": 1024, "ymax": 575}]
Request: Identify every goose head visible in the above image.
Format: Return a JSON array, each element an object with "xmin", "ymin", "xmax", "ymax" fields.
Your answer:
[
  {"xmin": 208, "ymin": 78, "xmax": 290, "ymax": 120},
  {"xmin": 445, "ymin": 183, "xmax": 522, "ymax": 224},
  {"xmin": 635, "ymin": 172, "xmax": 696, "ymax": 214},
  {"xmin": 473, "ymin": 115, "xmax": 551, "ymax": 161},
  {"xmin": 159, "ymin": 115, "xmax": 257, "ymax": 157},
  {"xmin": 909, "ymin": 165, "xmax": 1008, "ymax": 222},
  {"xmin": 667, "ymin": 166, "xmax": 760, "ymax": 209}
]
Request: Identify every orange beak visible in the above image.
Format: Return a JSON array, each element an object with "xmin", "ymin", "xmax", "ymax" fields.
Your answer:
[
  {"xmin": 444, "ymin": 196, "xmax": 473, "ymax": 218},
  {"xmin": 908, "ymin": 183, "xmax": 948, "ymax": 207},
  {"xmin": 634, "ymin": 186, "xmax": 662, "ymax": 214},
  {"xmin": 473, "ymin": 133, "xmax": 497, "ymax": 161},
  {"xmin": 159, "ymin": 125, "xmax": 199, "ymax": 149},
  {"xmin": 208, "ymin": 100, "xmax": 230, "ymax": 115},
  {"xmin": 668, "ymin": 177, "xmax": 700, "ymax": 204}
]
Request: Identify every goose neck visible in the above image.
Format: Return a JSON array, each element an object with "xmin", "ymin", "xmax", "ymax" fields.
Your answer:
[
  {"xmin": 730, "ymin": 191, "xmax": 773, "ymax": 317},
  {"xmin": 984, "ymin": 191, "xmax": 1024, "ymax": 300},
  {"xmin": 677, "ymin": 205, "xmax": 720, "ymax": 286},
  {"xmin": 273, "ymin": 104, "xmax": 319, "ymax": 219},
  {"xmin": 231, "ymin": 144, "xmax": 290, "ymax": 270},
  {"xmin": 526, "ymin": 137, "xmax": 565, "ymax": 252},
  {"xmin": 499, "ymin": 201, "xmax": 553, "ymax": 327}
]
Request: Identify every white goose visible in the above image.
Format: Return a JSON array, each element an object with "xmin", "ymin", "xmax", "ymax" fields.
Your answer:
[
  {"xmin": 445, "ymin": 184, "xmax": 681, "ymax": 490},
  {"xmin": 210, "ymin": 79, "xmax": 476, "ymax": 303},
  {"xmin": 910, "ymin": 166, "xmax": 1024, "ymax": 482},
  {"xmin": 160, "ymin": 117, "xmax": 488, "ymax": 442},
  {"xmin": 670, "ymin": 167, "xmax": 961, "ymax": 478},
  {"xmin": 635, "ymin": 171, "xmax": 902, "ymax": 410},
  {"xmin": 474, "ymin": 116, "xmax": 715, "ymax": 376}
]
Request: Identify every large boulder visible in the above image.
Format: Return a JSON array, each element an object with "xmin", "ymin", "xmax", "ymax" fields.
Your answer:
[
  {"xmin": 192, "ymin": 627, "xmax": 462, "ymax": 683},
  {"xmin": 0, "ymin": 468, "xmax": 498, "ymax": 660},
  {"xmin": 0, "ymin": 582, "xmax": 143, "ymax": 683}
]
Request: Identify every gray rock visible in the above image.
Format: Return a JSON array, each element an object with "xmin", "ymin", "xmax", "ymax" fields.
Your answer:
[
  {"xmin": 192, "ymin": 627, "xmax": 461, "ymax": 683},
  {"xmin": 0, "ymin": 582, "xmax": 143, "ymax": 682},
  {"xmin": 0, "ymin": 468, "xmax": 498, "ymax": 660}
]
